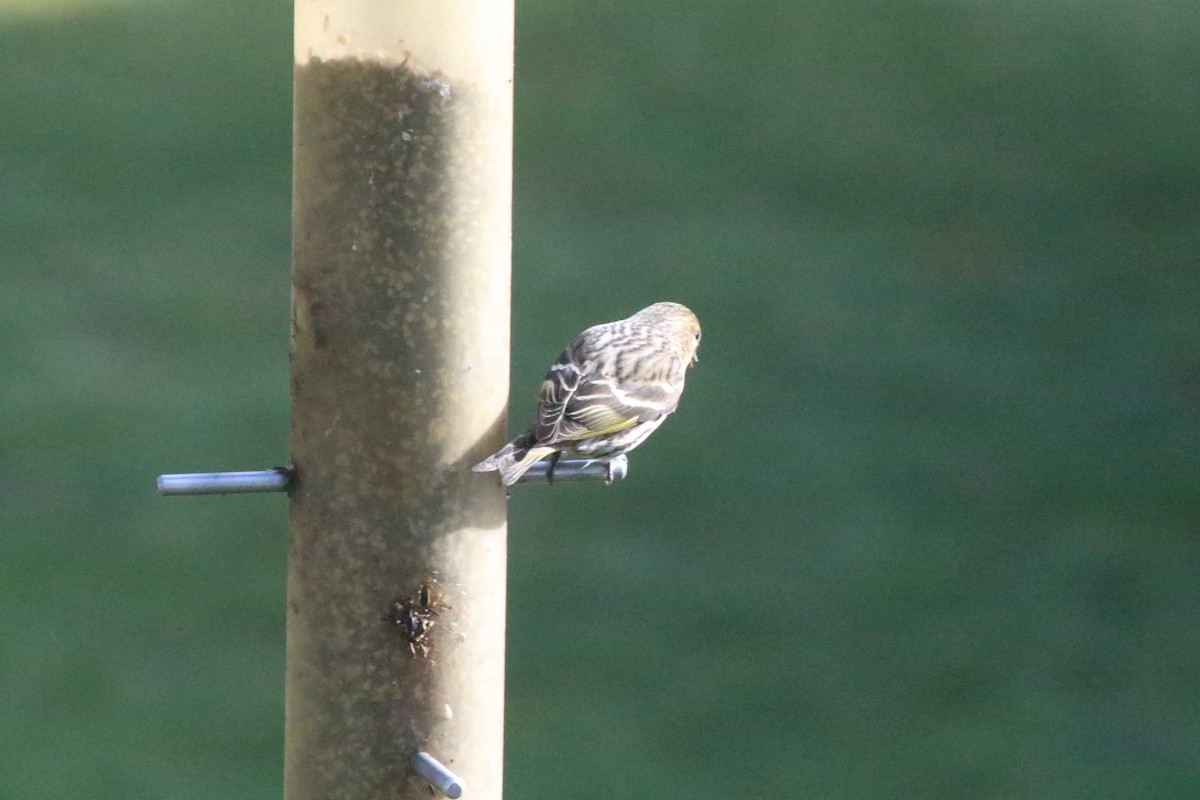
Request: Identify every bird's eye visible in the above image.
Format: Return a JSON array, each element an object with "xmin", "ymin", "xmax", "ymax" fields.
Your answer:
[{"xmin": 694, "ymin": 331, "xmax": 702, "ymax": 341}]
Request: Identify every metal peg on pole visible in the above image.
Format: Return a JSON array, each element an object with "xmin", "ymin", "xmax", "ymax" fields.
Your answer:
[
  {"xmin": 155, "ymin": 459, "xmax": 623, "ymax": 497},
  {"xmin": 156, "ymin": 468, "xmax": 293, "ymax": 495},
  {"xmin": 413, "ymin": 752, "xmax": 466, "ymax": 798}
]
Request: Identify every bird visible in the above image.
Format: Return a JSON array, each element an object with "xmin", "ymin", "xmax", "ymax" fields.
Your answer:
[{"xmin": 473, "ymin": 302, "xmax": 702, "ymax": 486}]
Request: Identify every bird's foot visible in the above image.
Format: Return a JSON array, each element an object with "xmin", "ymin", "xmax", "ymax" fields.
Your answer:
[{"xmin": 546, "ymin": 451, "xmax": 562, "ymax": 485}]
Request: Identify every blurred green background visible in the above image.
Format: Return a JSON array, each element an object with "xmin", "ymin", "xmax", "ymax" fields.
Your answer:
[{"xmin": 3, "ymin": 0, "xmax": 1198, "ymax": 797}]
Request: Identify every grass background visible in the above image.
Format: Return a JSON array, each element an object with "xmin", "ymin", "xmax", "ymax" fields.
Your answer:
[{"xmin": 2, "ymin": 0, "xmax": 1198, "ymax": 797}]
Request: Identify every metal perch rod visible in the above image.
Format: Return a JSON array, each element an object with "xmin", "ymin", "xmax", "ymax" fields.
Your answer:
[
  {"xmin": 156, "ymin": 468, "xmax": 293, "ymax": 495},
  {"xmin": 156, "ymin": 457, "xmax": 626, "ymax": 495},
  {"xmin": 519, "ymin": 454, "xmax": 627, "ymax": 484},
  {"xmin": 413, "ymin": 751, "xmax": 466, "ymax": 798}
]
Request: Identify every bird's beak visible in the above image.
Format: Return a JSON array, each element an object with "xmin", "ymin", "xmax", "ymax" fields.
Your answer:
[{"xmin": 691, "ymin": 352, "xmax": 699, "ymax": 365}]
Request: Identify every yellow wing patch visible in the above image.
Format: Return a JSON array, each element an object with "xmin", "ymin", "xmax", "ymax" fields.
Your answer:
[{"xmin": 561, "ymin": 403, "xmax": 639, "ymax": 440}]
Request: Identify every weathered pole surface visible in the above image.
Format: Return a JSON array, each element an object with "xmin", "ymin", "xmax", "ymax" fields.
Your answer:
[{"xmin": 286, "ymin": 1, "xmax": 512, "ymax": 798}]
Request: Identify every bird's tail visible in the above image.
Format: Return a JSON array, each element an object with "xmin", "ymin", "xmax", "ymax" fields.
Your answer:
[{"xmin": 472, "ymin": 433, "xmax": 557, "ymax": 487}]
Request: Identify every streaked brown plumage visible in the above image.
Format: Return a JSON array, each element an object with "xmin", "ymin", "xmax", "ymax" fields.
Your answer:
[{"xmin": 473, "ymin": 302, "xmax": 702, "ymax": 486}]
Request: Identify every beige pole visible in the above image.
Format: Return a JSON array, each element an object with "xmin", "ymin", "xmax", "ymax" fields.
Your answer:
[{"xmin": 287, "ymin": 1, "xmax": 512, "ymax": 798}]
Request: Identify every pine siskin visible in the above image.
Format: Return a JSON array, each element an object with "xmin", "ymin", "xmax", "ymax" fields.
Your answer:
[{"xmin": 473, "ymin": 302, "xmax": 702, "ymax": 486}]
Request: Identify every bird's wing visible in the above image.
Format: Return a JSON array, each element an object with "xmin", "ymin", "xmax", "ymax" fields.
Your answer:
[
  {"xmin": 532, "ymin": 346, "xmax": 591, "ymax": 444},
  {"xmin": 538, "ymin": 369, "xmax": 684, "ymax": 445},
  {"xmin": 533, "ymin": 348, "xmax": 583, "ymax": 444},
  {"xmin": 533, "ymin": 323, "xmax": 687, "ymax": 446},
  {"xmin": 563, "ymin": 375, "xmax": 683, "ymax": 440}
]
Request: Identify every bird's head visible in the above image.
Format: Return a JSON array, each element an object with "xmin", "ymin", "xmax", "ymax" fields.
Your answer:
[{"xmin": 634, "ymin": 302, "xmax": 702, "ymax": 366}]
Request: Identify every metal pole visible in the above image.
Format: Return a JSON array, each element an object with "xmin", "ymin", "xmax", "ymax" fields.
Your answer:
[{"xmin": 287, "ymin": 1, "xmax": 512, "ymax": 798}]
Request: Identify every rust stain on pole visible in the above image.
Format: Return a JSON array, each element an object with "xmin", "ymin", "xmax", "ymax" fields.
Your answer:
[{"xmin": 287, "ymin": 4, "xmax": 512, "ymax": 798}]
